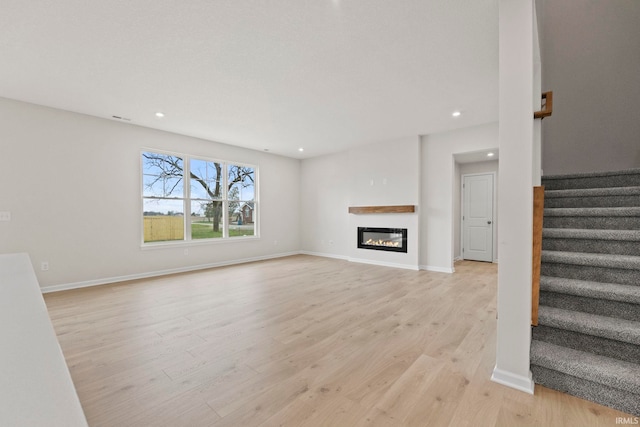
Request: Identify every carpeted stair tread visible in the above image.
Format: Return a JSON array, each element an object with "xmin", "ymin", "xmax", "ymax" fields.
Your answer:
[
  {"xmin": 533, "ymin": 325, "xmax": 640, "ymax": 365},
  {"xmin": 540, "ymin": 292, "xmax": 640, "ymax": 322},
  {"xmin": 543, "ymin": 168, "xmax": 640, "ymax": 181},
  {"xmin": 541, "ymin": 250, "xmax": 640, "ymax": 270},
  {"xmin": 537, "ymin": 306, "xmax": 640, "ymax": 345},
  {"xmin": 530, "ymin": 340, "xmax": 640, "ymax": 395},
  {"xmin": 544, "ymin": 206, "xmax": 640, "ymax": 217},
  {"xmin": 531, "ymin": 365, "xmax": 640, "ymax": 416},
  {"xmin": 542, "ymin": 168, "xmax": 640, "ymax": 191},
  {"xmin": 542, "ymin": 229, "xmax": 640, "ymax": 255},
  {"xmin": 542, "ymin": 228, "xmax": 640, "ymax": 241},
  {"xmin": 541, "ymin": 262, "xmax": 640, "ymax": 286},
  {"xmin": 545, "ymin": 186, "xmax": 640, "ymax": 198},
  {"xmin": 540, "ymin": 276, "xmax": 640, "ymax": 305}
]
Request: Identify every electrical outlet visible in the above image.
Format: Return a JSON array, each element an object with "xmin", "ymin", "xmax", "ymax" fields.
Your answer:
[
  {"xmin": 0, "ymin": 211, "xmax": 10, "ymax": 221},
  {"xmin": 274, "ymin": 240, "xmax": 278, "ymax": 245},
  {"xmin": 41, "ymin": 261, "xmax": 49, "ymax": 271},
  {"xmin": 183, "ymin": 249, "xmax": 189, "ymax": 256}
]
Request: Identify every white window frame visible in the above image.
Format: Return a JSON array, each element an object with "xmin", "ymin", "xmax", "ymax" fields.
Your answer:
[{"xmin": 140, "ymin": 149, "xmax": 259, "ymax": 247}]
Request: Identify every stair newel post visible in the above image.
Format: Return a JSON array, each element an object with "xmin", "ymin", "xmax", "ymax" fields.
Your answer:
[{"xmin": 532, "ymin": 186, "xmax": 545, "ymax": 326}]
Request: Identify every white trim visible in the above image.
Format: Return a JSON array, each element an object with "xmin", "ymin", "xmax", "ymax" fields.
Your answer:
[
  {"xmin": 453, "ymin": 256, "xmax": 463, "ymax": 262},
  {"xmin": 349, "ymin": 257, "xmax": 419, "ymax": 271},
  {"xmin": 493, "ymin": 258, "xmax": 499, "ymax": 264},
  {"xmin": 140, "ymin": 235, "xmax": 260, "ymax": 250},
  {"xmin": 420, "ymin": 265, "xmax": 455, "ymax": 273},
  {"xmin": 490, "ymin": 366, "xmax": 535, "ymax": 395},
  {"xmin": 299, "ymin": 250, "xmax": 349, "ymax": 261},
  {"xmin": 41, "ymin": 251, "xmax": 299, "ymax": 293}
]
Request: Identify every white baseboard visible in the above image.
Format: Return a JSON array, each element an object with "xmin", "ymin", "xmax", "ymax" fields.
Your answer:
[
  {"xmin": 493, "ymin": 258, "xmax": 499, "ymax": 264},
  {"xmin": 41, "ymin": 251, "xmax": 300, "ymax": 293},
  {"xmin": 348, "ymin": 257, "xmax": 419, "ymax": 271},
  {"xmin": 453, "ymin": 256, "xmax": 462, "ymax": 262},
  {"xmin": 299, "ymin": 250, "xmax": 349, "ymax": 261},
  {"xmin": 490, "ymin": 366, "xmax": 535, "ymax": 395},
  {"xmin": 419, "ymin": 265, "xmax": 455, "ymax": 274}
]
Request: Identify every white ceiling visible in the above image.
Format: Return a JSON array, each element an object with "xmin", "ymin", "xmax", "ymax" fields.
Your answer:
[{"xmin": 0, "ymin": 0, "xmax": 498, "ymax": 159}]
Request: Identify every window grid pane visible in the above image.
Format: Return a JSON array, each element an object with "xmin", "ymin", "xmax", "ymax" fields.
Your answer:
[{"xmin": 143, "ymin": 198, "xmax": 185, "ymax": 242}]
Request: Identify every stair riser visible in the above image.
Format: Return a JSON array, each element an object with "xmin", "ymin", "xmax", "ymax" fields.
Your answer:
[
  {"xmin": 545, "ymin": 195, "xmax": 640, "ymax": 208},
  {"xmin": 539, "ymin": 291, "xmax": 640, "ymax": 322},
  {"xmin": 533, "ymin": 325, "xmax": 640, "ymax": 364},
  {"xmin": 542, "ymin": 238, "xmax": 640, "ymax": 256},
  {"xmin": 541, "ymin": 263, "xmax": 640, "ymax": 287},
  {"xmin": 531, "ymin": 365, "xmax": 640, "ymax": 416},
  {"xmin": 543, "ymin": 174, "xmax": 640, "ymax": 191},
  {"xmin": 543, "ymin": 216, "xmax": 640, "ymax": 229}
]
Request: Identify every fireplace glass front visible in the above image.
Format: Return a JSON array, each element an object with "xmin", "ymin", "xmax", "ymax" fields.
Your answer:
[{"xmin": 357, "ymin": 227, "xmax": 408, "ymax": 253}]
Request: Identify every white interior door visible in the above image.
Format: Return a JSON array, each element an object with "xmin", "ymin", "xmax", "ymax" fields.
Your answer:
[{"xmin": 463, "ymin": 174, "xmax": 494, "ymax": 262}]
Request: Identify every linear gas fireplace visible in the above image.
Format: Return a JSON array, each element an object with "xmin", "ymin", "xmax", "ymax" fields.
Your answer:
[{"xmin": 357, "ymin": 227, "xmax": 408, "ymax": 253}]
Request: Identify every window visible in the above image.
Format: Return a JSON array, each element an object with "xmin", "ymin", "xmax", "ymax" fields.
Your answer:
[{"xmin": 142, "ymin": 151, "xmax": 257, "ymax": 244}]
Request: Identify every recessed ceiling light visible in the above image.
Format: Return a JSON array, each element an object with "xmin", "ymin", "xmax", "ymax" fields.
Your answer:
[
  {"xmin": 452, "ymin": 111, "xmax": 461, "ymax": 117},
  {"xmin": 155, "ymin": 112, "xmax": 165, "ymax": 118},
  {"xmin": 298, "ymin": 148, "xmax": 304, "ymax": 152},
  {"xmin": 487, "ymin": 152, "xmax": 495, "ymax": 157}
]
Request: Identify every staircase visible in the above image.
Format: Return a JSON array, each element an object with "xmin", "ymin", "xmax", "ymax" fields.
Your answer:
[{"xmin": 530, "ymin": 168, "xmax": 640, "ymax": 416}]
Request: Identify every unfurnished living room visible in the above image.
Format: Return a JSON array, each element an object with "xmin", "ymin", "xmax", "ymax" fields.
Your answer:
[{"xmin": 1, "ymin": 1, "xmax": 639, "ymax": 426}]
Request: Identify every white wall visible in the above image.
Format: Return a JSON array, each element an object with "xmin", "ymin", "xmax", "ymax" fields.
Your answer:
[
  {"xmin": 299, "ymin": 151, "xmax": 350, "ymax": 259},
  {"xmin": 454, "ymin": 160, "xmax": 499, "ymax": 261},
  {"xmin": 420, "ymin": 123, "xmax": 499, "ymax": 272},
  {"xmin": 540, "ymin": 0, "xmax": 640, "ymax": 175},
  {"xmin": 300, "ymin": 136, "xmax": 420, "ymax": 269},
  {"xmin": 0, "ymin": 97, "xmax": 301, "ymax": 288}
]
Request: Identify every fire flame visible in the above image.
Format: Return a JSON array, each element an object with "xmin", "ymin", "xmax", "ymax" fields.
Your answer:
[{"xmin": 364, "ymin": 238, "xmax": 400, "ymax": 247}]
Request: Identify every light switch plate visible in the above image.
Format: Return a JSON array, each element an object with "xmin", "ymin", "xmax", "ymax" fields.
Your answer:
[{"xmin": 0, "ymin": 212, "xmax": 11, "ymax": 221}]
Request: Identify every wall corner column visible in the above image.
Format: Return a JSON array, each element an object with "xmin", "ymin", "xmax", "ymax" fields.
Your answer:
[{"xmin": 492, "ymin": 0, "xmax": 536, "ymax": 394}]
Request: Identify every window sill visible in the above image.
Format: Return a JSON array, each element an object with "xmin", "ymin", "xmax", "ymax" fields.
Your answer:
[{"xmin": 140, "ymin": 235, "xmax": 260, "ymax": 250}]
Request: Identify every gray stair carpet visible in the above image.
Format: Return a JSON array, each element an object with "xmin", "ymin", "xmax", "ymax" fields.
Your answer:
[
  {"xmin": 545, "ymin": 186, "xmax": 640, "ymax": 208},
  {"xmin": 543, "ymin": 207, "xmax": 640, "ymax": 229},
  {"xmin": 532, "ymin": 168, "xmax": 640, "ymax": 416},
  {"xmin": 542, "ymin": 229, "xmax": 640, "ymax": 255},
  {"xmin": 542, "ymin": 168, "xmax": 640, "ymax": 190},
  {"xmin": 537, "ymin": 306, "xmax": 640, "ymax": 345},
  {"xmin": 540, "ymin": 276, "xmax": 640, "ymax": 304}
]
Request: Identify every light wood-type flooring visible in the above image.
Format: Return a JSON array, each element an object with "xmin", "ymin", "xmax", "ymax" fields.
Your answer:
[{"xmin": 44, "ymin": 255, "xmax": 630, "ymax": 426}]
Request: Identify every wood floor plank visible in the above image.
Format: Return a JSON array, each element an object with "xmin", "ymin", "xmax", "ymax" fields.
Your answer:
[
  {"xmin": 299, "ymin": 397, "xmax": 369, "ymax": 427},
  {"xmin": 373, "ymin": 353, "xmax": 446, "ymax": 422},
  {"xmin": 43, "ymin": 255, "xmax": 633, "ymax": 426}
]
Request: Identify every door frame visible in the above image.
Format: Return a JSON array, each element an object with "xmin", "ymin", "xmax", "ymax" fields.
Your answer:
[{"xmin": 460, "ymin": 171, "xmax": 497, "ymax": 262}]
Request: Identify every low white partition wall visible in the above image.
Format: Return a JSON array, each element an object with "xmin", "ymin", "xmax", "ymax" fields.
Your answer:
[{"xmin": 0, "ymin": 253, "xmax": 87, "ymax": 427}]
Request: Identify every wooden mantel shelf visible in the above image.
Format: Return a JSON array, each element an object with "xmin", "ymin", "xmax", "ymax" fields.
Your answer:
[{"xmin": 348, "ymin": 205, "xmax": 416, "ymax": 214}]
